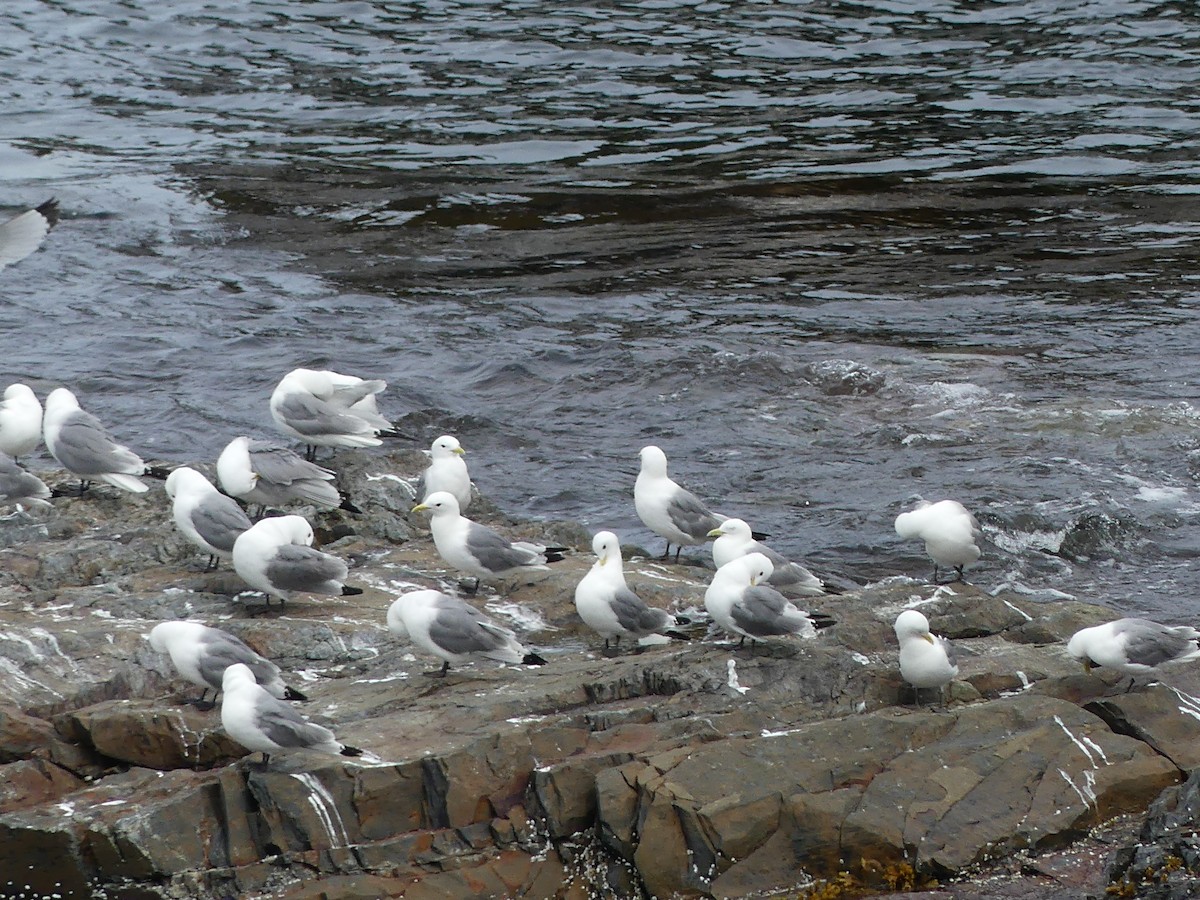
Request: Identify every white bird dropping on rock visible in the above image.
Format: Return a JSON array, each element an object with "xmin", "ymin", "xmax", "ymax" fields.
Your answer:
[
  {"xmin": 43, "ymin": 387, "xmax": 149, "ymax": 493},
  {"xmin": 386, "ymin": 589, "xmax": 547, "ymax": 677},
  {"xmin": 709, "ymin": 517, "xmax": 827, "ymax": 597},
  {"xmin": 894, "ymin": 609, "xmax": 958, "ymax": 706},
  {"xmin": 0, "ymin": 198, "xmax": 57, "ymax": 270},
  {"xmin": 231, "ymin": 514, "xmax": 362, "ymax": 606},
  {"xmin": 417, "ymin": 434, "xmax": 472, "ymax": 510},
  {"xmin": 704, "ymin": 552, "xmax": 833, "ymax": 648},
  {"xmin": 220, "ymin": 663, "xmax": 360, "ymax": 766},
  {"xmin": 894, "ymin": 499, "xmax": 981, "ymax": 582},
  {"xmin": 1067, "ymin": 618, "xmax": 1200, "ymax": 687},
  {"xmin": 634, "ymin": 444, "xmax": 724, "ymax": 562},
  {"xmin": 574, "ymin": 531, "xmax": 681, "ymax": 651},
  {"xmin": 0, "ymin": 383, "xmax": 43, "ymax": 460},
  {"xmin": 269, "ymin": 367, "xmax": 395, "ymax": 459},
  {"xmin": 165, "ymin": 466, "xmax": 253, "ymax": 571}
]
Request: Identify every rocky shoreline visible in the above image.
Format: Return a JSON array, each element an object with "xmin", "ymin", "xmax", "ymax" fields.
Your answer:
[{"xmin": 0, "ymin": 448, "xmax": 1198, "ymax": 899}]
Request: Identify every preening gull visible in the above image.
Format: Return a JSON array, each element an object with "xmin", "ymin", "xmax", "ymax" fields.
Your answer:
[
  {"xmin": 411, "ymin": 491, "xmax": 566, "ymax": 593},
  {"xmin": 704, "ymin": 553, "xmax": 834, "ymax": 648},
  {"xmin": 220, "ymin": 663, "xmax": 360, "ymax": 766},
  {"xmin": 574, "ymin": 531, "xmax": 682, "ymax": 651},
  {"xmin": 231, "ymin": 514, "xmax": 362, "ymax": 606},
  {"xmin": 0, "ymin": 198, "xmax": 57, "ymax": 270},
  {"xmin": 1067, "ymin": 618, "xmax": 1200, "ymax": 686},
  {"xmin": 43, "ymin": 387, "xmax": 148, "ymax": 493},
  {"xmin": 416, "ymin": 434, "xmax": 472, "ymax": 510},
  {"xmin": 634, "ymin": 445, "xmax": 723, "ymax": 562},
  {"xmin": 269, "ymin": 367, "xmax": 396, "ymax": 459},
  {"xmin": 148, "ymin": 621, "xmax": 307, "ymax": 708},
  {"xmin": 894, "ymin": 499, "xmax": 981, "ymax": 582},
  {"xmin": 217, "ymin": 435, "xmax": 344, "ymax": 512},
  {"xmin": 0, "ymin": 384, "xmax": 43, "ymax": 460},
  {"xmin": 165, "ymin": 466, "xmax": 253, "ymax": 570},
  {"xmin": 386, "ymin": 589, "xmax": 547, "ymax": 677},
  {"xmin": 894, "ymin": 609, "xmax": 958, "ymax": 706},
  {"xmin": 0, "ymin": 453, "xmax": 50, "ymax": 507},
  {"xmin": 709, "ymin": 518, "xmax": 828, "ymax": 597}
]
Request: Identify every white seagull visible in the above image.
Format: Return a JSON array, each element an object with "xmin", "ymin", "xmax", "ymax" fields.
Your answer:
[
  {"xmin": 894, "ymin": 609, "xmax": 959, "ymax": 706},
  {"xmin": 165, "ymin": 466, "xmax": 254, "ymax": 570},
  {"xmin": 0, "ymin": 199, "xmax": 57, "ymax": 270},
  {"xmin": 42, "ymin": 387, "xmax": 148, "ymax": 493},
  {"xmin": 148, "ymin": 621, "xmax": 307, "ymax": 708},
  {"xmin": 574, "ymin": 531, "xmax": 682, "ymax": 651},
  {"xmin": 0, "ymin": 384, "xmax": 43, "ymax": 460},
  {"xmin": 634, "ymin": 445, "xmax": 724, "ymax": 562},
  {"xmin": 704, "ymin": 553, "xmax": 833, "ymax": 648},
  {"xmin": 411, "ymin": 491, "xmax": 566, "ymax": 593},
  {"xmin": 386, "ymin": 589, "xmax": 547, "ymax": 677},
  {"xmin": 709, "ymin": 518, "xmax": 828, "ymax": 597},
  {"xmin": 231, "ymin": 514, "xmax": 362, "ymax": 607},
  {"xmin": 417, "ymin": 434, "xmax": 472, "ymax": 510},
  {"xmin": 216, "ymin": 435, "xmax": 345, "ymax": 512},
  {"xmin": 220, "ymin": 663, "xmax": 361, "ymax": 766},
  {"xmin": 1067, "ymin": 618, "xmax": 1200, "ymax": 688},
  {"xmin": 0, "ymin": 454, "xmax": 51, "ymax": 507},
  {"xmin": 269, "ymin": 367, "xmax": 396, "ymax": 459},
  {"xmin": 894, "ymin": 499, "xmax": 981, "ymax": 582}
]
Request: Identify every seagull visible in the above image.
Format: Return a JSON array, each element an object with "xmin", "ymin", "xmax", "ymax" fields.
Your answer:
[
  {"xmin": 704, "ymin": 553, "xmax": 834, "ymax": 648},
  {"xmin": 0, "ymin": 384, "xmax": 43, "ymax": 460},
  {"xmin": 216, "ymin": 435, "xmax": 346, "ymax": 513},
  {"xmin": 165, "ymin": 466, "xmax": 254, "ymax": 571},
  {"xmin": 0, "ymin": 454, "xmax": 51, "ymax": 507},
  {"xmin": 1067, "ymin": 618, "xmax": 1200, "ymax": 690},
  {"xmin": 231, "ymin": 514, "xmax": 362, "ymax": 606},
  {"xmin": 416, "ymin": 434, "xmax": 472, "ymax": 510},
  {"xmin": 574, "ymin": 531, "xmax": 683, "ymax": 652},
  {"xmin": 894, "ymin": 609, "xmax": 958, "ymax": 706},
  {"xmin": 634, "ymin": 445, "xmax": 724, "ymax": 562},
  {"xmin": 148, "ymin": 621, "xmax": 307, "ymax": 709},
  {"xmin": 386, "ymin": 589, "xmax": 547, "ymax": 677},
  {"xmin": 42, "ymin": 387, "xmax": 149, "ymax": 493},
  {"xmin": 269, "ymin": 367, "xmax": 396, "ymax": 460},
  {"xmin": 894, "ymin": 499, "xmax": 981, "ymax": 583},
  {"xmin": 0, "ymin": 199, "xmax": 57, "ymax": 270},
  {"xmin": 220, "ymin": 663, "xmax": 361, "ymax": 766},
  {"xmin": 411, "ymin": 491, "xmax": 567, "ymax": 593},
  {"xmin": 709, "ymin": 518, "xmax": 828, "ymax": 597}
]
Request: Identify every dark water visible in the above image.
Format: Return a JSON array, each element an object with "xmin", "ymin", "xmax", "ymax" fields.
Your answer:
[{"xmin": 3, "ymin": 0, "xmax": 1200, "ymax": 616}]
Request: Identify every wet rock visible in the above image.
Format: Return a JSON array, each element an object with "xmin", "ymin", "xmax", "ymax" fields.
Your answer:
[{"xmin": 805, "ymin": 359, "xmax": 887, "ymax": 396}]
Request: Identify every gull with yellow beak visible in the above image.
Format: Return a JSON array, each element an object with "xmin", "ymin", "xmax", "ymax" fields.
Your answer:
[
  {"xmin": 704, "ymin": 552, "xmax": 833, "ymax": 648},
  {"xmin": 417, "ymin": 434, "xmax": 473, "ymax": 510},
  {"xmin": 894, "ymin": 609, "xmax": 958, "ymax": 705},
  {"xmin": 1067, "ymin": 618, "xmax": 1200, "ymax": 689},
  {"xmin": 708, "ymin": 518, "xmax": 828, "ymax": 597},
  {"xmin": 574, "ymin": 531, "xmax": 683, "ymax": 652}
]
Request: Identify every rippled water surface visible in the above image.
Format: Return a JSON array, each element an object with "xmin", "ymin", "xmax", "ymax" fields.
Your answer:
[{"xmin": 4, "ymin": 0, "xmax": 1200, "ymax": 615}]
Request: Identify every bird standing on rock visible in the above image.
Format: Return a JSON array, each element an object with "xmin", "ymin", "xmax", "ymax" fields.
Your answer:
[
  {"xmin": 43, "ymin": 387, "xmax": 149, "ymax": 493},
  {"xmin": 270, "ymin": 367, "xmax": 398, "ymax": 460},
  {"xmin": 574, "ymin": 531, "xmax": 683, "ymax": 652},
  {"xmin": 709, "ymin": 517, "xmax": 829, "ymax": 597},
  {"xmin": 231, "ymin": 514, "xmax": 362, "ymax": 607},
  {"xmin": 417, "ymin": 434, "xmax": 473, "ymax": 510},
  {"xmin": 894, "ymin": 499, "xmax": 981, "ymax": 583},
  {"xmin": 894, "ymin": 609, "xmax": 958, "ymax": 706},
  {"xmin": 165, "ymin": 466, "xmax": 253, "ymax": 570},
  {"xmin": 1067, "ymin": 618, "xmax": 1200, "ymax": 690},
  {"xmin": 0, "ymin": 383, "xmax": 43, "ymax": 460},
  {"xmin": 216, "ymin": 435, "xmax": 346, "ymax": 513},
  {"xmin": 634, "ymin": 445, "xmax": 723, "ymax": 562},
  {"xmin": 704, "ymin": 552, "xmax": 833, "ymax": 648}
]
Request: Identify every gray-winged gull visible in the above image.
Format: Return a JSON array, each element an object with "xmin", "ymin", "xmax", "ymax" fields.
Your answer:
[
  {"xmin": 231, "ymin": 514, "xmax": 362, "ymax": 606},
  {"xmin": 416, "ymin": 434, "xmax": 472, "ymax": 510},
  {"xmin": 894, "ymin": 609, "xmax": 959, "ymax": 706},
  {"xmin": 894, "ymin": 499, "xmax": 981, "ymax": 582},
  {"xmin": 0, "ymin": 453, "xmax": 50, "ymax": 507},
  {"xmin": 0, "ymin": 384, "xmax": 42, "ymax": 460},
  {"xmin": 216, "ymin": 435, "xmax": 346, "ymax": 512},
  {"xmin": 709, "ymin": 518, "xmax": 828, "ymax": 597},
  {"xmin": 704, "ymin": 553, "xmax": 833, "ymax": 648},
  {"xmin": 269, "ymin": 367, "xmax": 396, "ymax": 460},
  {"xmin": 1067, "ymin": 617, "xmax": 1200, "ymax": 688},
  {"xmin": 43, "ymin": 387, "xmax": 148, "ymax": 493},
  {"xmin": 634, "ymin": 445, "xmax": 724, "ymax": 562},
  {"xmin": 574, "ymin": 531, "xmax": 682, "ymax": 651},
  {"xmin": 165, "ymin": 466, "xmax": 253, "ymax": 570}
]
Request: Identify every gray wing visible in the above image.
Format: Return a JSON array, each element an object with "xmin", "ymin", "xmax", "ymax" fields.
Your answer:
[
  {"xmin": 253, "ymin": 697, "xmax": 336, "ymax": 749},
  {"xmin": 666, "ymin": 488, "xmax": 722, "ymax": 541},
  {"xmin": 428, "ymin": 601, "xmax": 505, "ymax": 655},
  {"xmin": 1120, "ymin": 619, "xmax": 1194, "ymax": 667},
  {"xmin": 275, "ymin": 393, "xmax": 372, "ymax": 438},
  {"xmin": 732, "ymin": 585, "xmax": 802, "ymax": 638},
  {"xmin": 465, "ymin": 522, "xmax": 541, "ymax": 574},
  {"xmin": 940, "ymin": 636, "xmax": 959, "ymax": 668},
  {"xmin": 609, "ymin": 585, "xmax": 671, "ymax": 636},
  {"xmin": 0, "ymin": 455, "xmax": 49, "ymax": 504},
  {"xmin": 759, "ymin": 545, "xmax": 824, "ymax": 595},
  {"xmin": 190, "ymin": 494, "xmax": 253, "ymax": 553},
  {"xmin": 52, "ymin": 410, "xmax": 142, "ymax": 475},
  {"xmin": 248, "ymin": 441, "xmax": 334, "ymax": 485},
  {"xmin": 265, "ymin": 544, "xmax": 347, "ymax": 592},
  {"xmin": 197, "ymin": 632, "xmax": 275, "ymax": 690}
]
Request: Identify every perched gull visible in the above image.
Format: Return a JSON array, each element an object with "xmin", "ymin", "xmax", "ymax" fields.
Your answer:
[
  {"xmin": 231, "ymin": 514, "xmax": 362, "ymax": 606},
  {"xmin": 894, "ymin": 499, "xmax": 981, "ymax": 582},
  {"xmin": 709, "ymin": 518, "xmax": 828, "ymax": 597},
  {"xmin": 704, "ymin": 553, "xmax": 834, "ymax": 648},
  {"xmin": 165, "ymin": 466, "xmax": 254, "ymax": 571},
  {"xmin": 634, "ymin": 445, "xmax": 724, "ymax": 562},
  {"xmin": 894, "ymin": 609, "xmax": 958, "ymax": 706},
  {"xmin": 1067, "ymin": 618, "xmax": 1200, "ymax": 688},
  {"xmin": 42, "ymin": 387, "xmax": 148, "ymax": 493},
  {"xmin": 411, "ymin": 491, "xmax": 567, "ymax": 593},
  {"xmin": 0, "ymin": 384, "xmax": 43, "ymax": 460},
  {"xmin": 0, "ymin": 453, "xmax": 50, "ymax": 507},
  {"xmin": 216, "ymin": 435, "xmax": 345, "ymax": 512},
  {"xmin": 417, "ymin": 434, "xmax": 472, "ymax": 510},
  {"xmin": 386, "ymin": 589, "xmax": 547, "ymax": 677},
  {"xmin": 270, "ymin": 367, "xmax": 396, "ymax": 459},
  {"xmin": 574, "ymin": 531, "xmax": 683, "ymax": 651},
  {"xmin": 220, "ymin": 663, "xmax": 361, "ymax": 766},
  {"xmin": 0, "ymin": 199, "xmax": 57, "ymax": 270},
  {"xmin": 148, "ymin": 621, "xmax": 307, "ymax": 708}
]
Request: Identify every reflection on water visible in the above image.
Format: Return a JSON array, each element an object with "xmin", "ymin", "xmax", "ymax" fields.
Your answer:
[{"xmin": 2, "ymin": 0, "xmax": 1200, "ymax": 615}]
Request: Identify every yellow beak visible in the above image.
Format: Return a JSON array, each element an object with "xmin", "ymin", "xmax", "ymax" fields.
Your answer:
[
  {"xmin": 707, "ymin": 528, "xmax": 723, "ymax": 538},
  {"xmin": 411, "ymin": 503, "xmax": 429, "ymax": 514},
  {"xmin": 454, "ymin": 447, "xmax": 466, "ymax": 456},
  {"xmin": 922, "ymin": 633, "xmax": 936, "ymax": 645},
  {"xmin": 1081, "ymin": 659, "xmax": 1094, "ymax": 673}
]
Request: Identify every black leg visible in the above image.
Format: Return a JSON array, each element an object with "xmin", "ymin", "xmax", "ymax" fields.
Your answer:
[
  {"xmin": 954, "ymin": 565, "xmax": 964, "ymax": 582},
  {"xmin": 660, "ymin": 543, "xmax": 671, "ymax": 560},
  {"xmin": 206, "ymin": 555, "xmax": 219, "ymax": 572},
  {"xmin": 425, "ymin": 660, "xmax": 451, "ymax": 678},
  {"xmin": 673, "ymin": 546, "xmax": 682, "ymax": 563},
  {"xmin": 931, "ymin": 564, "xmax": 940, "ymax": 583}
]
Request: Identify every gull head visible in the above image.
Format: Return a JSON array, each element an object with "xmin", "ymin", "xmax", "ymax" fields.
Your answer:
[
  {"xmin": 894, "ymin": 609, "xmax": 935, "ymax": 644},
  {"xmin": 412, "ymin": 490, "xmax": 461, "ymax": 517},
  {"xmin": 222, "ymin": 662, "xmax": 257, "ymax": 693},
  {"xmin": 708, "ymin": 517, "xmax": 751, "ymax": 540},
  {"xmin": 431, "ymin": 435, "xmax": 465, "ymax": 458},
  {"xmin": 164, "ymin": 466, "xmax": 210, "ymax": 500},
  {"xmin": 742, "ymin": 551, "xmax": 774, "ymax": 586},
  {"xmin": 592, "ymin": 531, "xmax": 622, "ymax": 566},
  {"xmin": 45, "ymin": 387, "xmax": 80, "ymax": 414},
  {"xmin": 638, "ymin": 445, "xmax": 668, "ymax": 477}
]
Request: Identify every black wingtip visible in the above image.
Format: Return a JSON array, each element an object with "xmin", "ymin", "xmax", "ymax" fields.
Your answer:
[
  {"xmin": 522, "ymin": 652, "xmax": 548, "ymax": 666},
  {"xmin": 751, "ymin": 530, "xmax": 771, "ymax": 541},
  {"xmin": 144, "ymin": 465, "xmax": 172, "ymax": 480},
  {"xmin": 810, "ymin": 613, "xmax": 837, "ymax": 630},
  {"xmin": 341, "ymin": 585, "xmax": 365, "ymax": 596},
  {"xmin": 664, "ymin": 630, "xmax": 691, "ymax": 642},
  {"xmin": 340, "ymin": 744, "xmax": 364, "ymax": 757},
  {"xmin": 380, "ymin": 426, "xmax": 416, "ymax": 441},
  {"xmin": 35, "ymin": 198, "xmax": 59, "ymax": 226},
  {"xmin": 283, "ymin": 686, "xmax": 309, "ymax": 702},
  {"xmin": 543, "ymin": 546, "xmax": 570, "ymax": 564},
  {"xmin": 339, "ymin": 496, "xmax": 363, "ymax": 514}
]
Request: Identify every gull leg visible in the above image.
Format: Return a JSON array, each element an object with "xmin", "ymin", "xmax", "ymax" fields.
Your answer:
[
  {"xmin": 425, "ymin": 660, "xmax": 451, "ymax": 678},
  {"xmin": 673, "ymin": 545, "xmax": 682, "ymax": 563},
  {"xmin": 660, "ymin": 543, "xmax": 671, "ymax": 560},
  {"xmin": 206, "ymin": 555, "xmax": 219, "ymax": 572},
  {"xmin": 931, "ymin": 564, "xmax": 940, "ymax": 584},
  {"xmin": 953, "ymin": 565, "xmax": 964, "ymax": 582}
]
